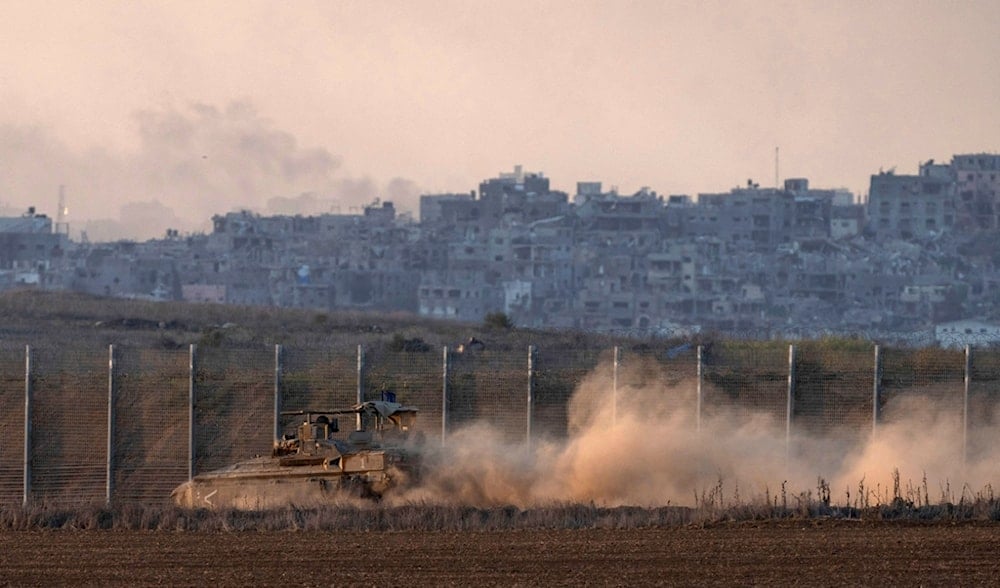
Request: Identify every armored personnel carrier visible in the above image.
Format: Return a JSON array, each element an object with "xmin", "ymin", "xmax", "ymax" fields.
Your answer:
[{"xmin": 171, "ymin": 396, "xmax": 420, "ymax": 509}]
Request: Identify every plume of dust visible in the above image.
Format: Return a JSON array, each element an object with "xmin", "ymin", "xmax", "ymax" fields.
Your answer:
[
  {"xmin": 832, "ymin": 392, "xmax": 1000, "ymax": 504},
  {"xmin": 392, "ymin": 359, "xmax": 1000, "ymax": 508}
]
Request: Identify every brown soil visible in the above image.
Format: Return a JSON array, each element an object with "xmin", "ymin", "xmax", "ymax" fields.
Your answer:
[{"xmin": 1, "ymin": 520, "xmax": 998, "ymax": 586}]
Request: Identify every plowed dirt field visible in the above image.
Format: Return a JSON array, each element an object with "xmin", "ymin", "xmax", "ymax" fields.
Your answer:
[{"xmin": 2, "ymin": 521, "xmax": 999, "ymax": 586}]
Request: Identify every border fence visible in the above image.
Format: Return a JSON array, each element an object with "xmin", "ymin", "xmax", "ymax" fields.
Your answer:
[{"xmin": 0, "ymin": 342, "xmax": 997, "ymax": 506}]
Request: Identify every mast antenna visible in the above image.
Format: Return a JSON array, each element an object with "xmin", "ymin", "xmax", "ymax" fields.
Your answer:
[
  {"xmin": 56, "ymin": 185, "xmax": 70, "ymax": 234},
  {"xmin": 775, "ymin": 147, "xmax": 779, "ymax": 190}
]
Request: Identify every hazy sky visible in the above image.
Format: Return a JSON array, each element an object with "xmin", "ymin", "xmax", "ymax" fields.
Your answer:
[{"xmin": 2, "ymin": 1, "xmax": 998, "ymax": 240}]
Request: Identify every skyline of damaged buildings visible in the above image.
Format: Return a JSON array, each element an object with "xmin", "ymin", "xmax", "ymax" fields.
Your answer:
[{"xmin": 3, "ymin": 153, "xmax": 1000, "ymax": 345}]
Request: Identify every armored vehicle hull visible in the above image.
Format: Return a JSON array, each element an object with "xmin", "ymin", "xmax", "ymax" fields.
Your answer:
[
  {"xmin": 171, "ymin": 399, "xmax": 420, "ymax": 510},
  {"xmin": 171, "ymin": 451, "xmax": 412, "ymax": 509}
]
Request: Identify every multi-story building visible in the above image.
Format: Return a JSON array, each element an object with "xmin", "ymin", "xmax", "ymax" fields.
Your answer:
[
  {"xmin": 0, "ymin": 208, "xmax": 70, "ymax": 290},
  {"xmin": 477, "ymin": 165, "xmax": 555, "ymax": 226},
  {"xmin": 952, "ymin": 153, "xmax": 1000, "ymax": 230},
  {"xmin": 692, "ymin": 178, "xmax": 841, "ymax": 250},
  {"xmin": 866, "ymin": 162, "xmax": 955, "ymax": 240},
  {"xmin": 419, "ymin": 192, "xmax": 477, "ymax": 228},
  {"xmin": 575, "ymin": 187, "xmax": 665, "ymax": 250},
  {"xmin": 417, "ymin": 269, "xmax": 497, "ymax": 321}
]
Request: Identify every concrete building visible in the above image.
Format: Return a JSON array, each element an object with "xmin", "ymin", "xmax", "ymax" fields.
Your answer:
[
  {"xmin": 693, "ymin": 183, "xmax": 796, "ymax": 251},
  {"xmin": 831, "ymin": 204, "xmax": 864, "ymax": 240},
  {"xmin": 419, "ymin": 192, "xmax": 477, "ymax": 226},
  {"xmin": 182, "ymin": 284, "xmax": 226, "ymax": 303},
  {"xmin": 952, "ymin": 153, "xmax": 1000, "ymax": 230},
  {"xmin": 418, "ymin": 269, "xmax": 497, "ymax": 321},
  {"xmin": 867, "ymin": 162, "xmax": 955, "ymax": 240},
  {"xmin": 575, "ymin": 187, "xmax": 664, "ymax": 250},
  {"xmin": 693, "ymin": 178, "xmax": 844, "ymax": 250},
  {"xmin": 935, "ymin": 319, "xmax": 1000, "ymax": 349},
  {"xmin": 0, "ymin": 208, "xmax": 69, "ymax": 290},
  {"xmin": 475, "ymin": 165, "xmax": 556, "ymax": 228}
]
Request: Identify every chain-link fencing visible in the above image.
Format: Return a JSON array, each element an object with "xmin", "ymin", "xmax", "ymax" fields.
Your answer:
[
  {"xmin": 702, "ymin": 343, "xmax": 790, "ymax": 423},
  {"xmin": 0, "ymin": 344, "xmax": 24, "ymax": 504},
  {"xmin": 968, "ymin": 348, "xmax": 1000, "ymax": 460},
  {"xmin": 29, "ymin": 346, "xmax": 107, "ymax": 504},
  {"xmin": 0, "ymin": 342, "xmax": 997, "ymax": 506},
  {"xmin": 113, "ymin": 346, "xmax": 190, "ymax": 503},
  {"xmin": 794, "ymin": 343, "xmax": 874, "ymax": 445},
  {"xmin": 447, "ymin": 347, "xmax": 528, "ymax": 444}
]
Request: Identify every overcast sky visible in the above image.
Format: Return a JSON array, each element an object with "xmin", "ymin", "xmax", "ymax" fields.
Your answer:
[{"xmin": 2, "ymin": 1, "xmax": 998, "ymax": 240}]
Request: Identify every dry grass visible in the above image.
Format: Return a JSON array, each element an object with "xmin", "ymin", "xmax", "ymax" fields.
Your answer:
[
  {"xmin": 0, "ymin": 289, "xmax": 639, "ymax": 352},
  {"xmin": 0, "ymin": 502, "xmax": 693, "ymax": 532},
  {"xmin": 3, "ymin": 482, "xmax": 999, "ymax": 532}
]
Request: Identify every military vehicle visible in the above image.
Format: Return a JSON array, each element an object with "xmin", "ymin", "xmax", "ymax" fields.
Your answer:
[{"xmin": 171, "ymin": 395, "xmax": 420, "ymax": 509}]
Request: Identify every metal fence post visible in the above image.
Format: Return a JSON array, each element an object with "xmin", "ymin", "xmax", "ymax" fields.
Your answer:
[
  {"xmin": 106, "ymin": 344, "xmax": 116, "ymax": 506},
  {"xmin": 441, "ymin": 346, "xmax": 449, "ymax": 444},
  {"xmin": 356, "ymin": 345, "xmax": 364, "ymax": 431},
  {"xmin": 872, "ymin": 344, "xmax": 882, "ymax": 440},
  {"xmin": 696, "ymin": 344, "xmax": 703, "ymax": 434},
  {"xmin": 273, "ymin": 344, "xmax": 283, "ymax": 447},
  {"xmin": 612, "ymin": 346, "xmax": 620, "ymax": 426},
  {"xmin": 188, "ymin": 343, "xmax": 196, "ymax": 481},
  {"xmin": 23, "ymin": 345, "xmax": 32, "ymax": 507},
  {"xmin": 963, "ymin": 344, "xmax": 971, "ymax": 469},
  {"xmin": 786, "ymin": 344, "xmax": 795, "ymax": 465},
  {"xmin": 527, "ymin": 345, "xmax": 535, "ymax": 449}
]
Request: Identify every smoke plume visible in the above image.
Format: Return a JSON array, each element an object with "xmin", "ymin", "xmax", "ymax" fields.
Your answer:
[{"xmin": 0, "ymin": 101, "xmax": 421, "ymax": 241}]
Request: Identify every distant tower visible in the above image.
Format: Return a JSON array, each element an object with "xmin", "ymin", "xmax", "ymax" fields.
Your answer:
[
  {"xmin": 775, "ymin": 147, "xmax": 779, "ymax": 190},
  {"xmin": 56, "ymin": 185, "xmax": 69, "ymax": 235}
]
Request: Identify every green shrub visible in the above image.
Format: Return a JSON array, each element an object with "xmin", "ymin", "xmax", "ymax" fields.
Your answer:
[{"xmin": 483, "ymin": 312, "xmax": 513, "ymax": 331}]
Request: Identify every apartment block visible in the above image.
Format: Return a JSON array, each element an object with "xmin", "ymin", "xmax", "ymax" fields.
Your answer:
[{"xmin": 867, "ymin": 163, "xmax": 955, "ymax": 240}]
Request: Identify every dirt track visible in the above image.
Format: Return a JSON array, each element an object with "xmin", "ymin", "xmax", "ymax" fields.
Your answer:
[{"xmin": 1, "ymin": 521, "xmax": 999, "ymax": 586}]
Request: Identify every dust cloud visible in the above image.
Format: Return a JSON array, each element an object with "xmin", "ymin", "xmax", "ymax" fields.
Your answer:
[{"xmin": 397, "ymin": 360, "xmax": 1000, "ymax": 508}]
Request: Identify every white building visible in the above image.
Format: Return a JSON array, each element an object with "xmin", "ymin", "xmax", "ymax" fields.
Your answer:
[{"xmin": 935, "ymin": 319, "xmax": 1000, "ymax": 349}]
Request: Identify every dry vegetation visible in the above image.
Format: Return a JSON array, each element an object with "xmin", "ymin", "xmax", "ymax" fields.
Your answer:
[
  {"xmin": 2, "ymin": 484, "xmax": 1000, "ymax": 532},
  {"xmin": 0, "ymin": 288, "xmax": 631, "ymax": 352}
]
